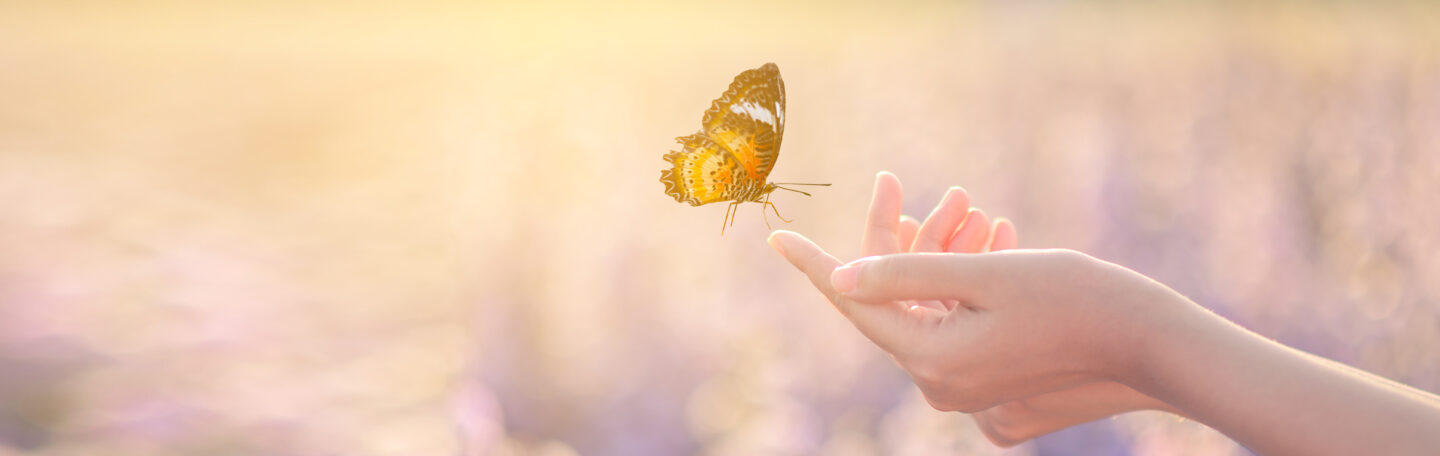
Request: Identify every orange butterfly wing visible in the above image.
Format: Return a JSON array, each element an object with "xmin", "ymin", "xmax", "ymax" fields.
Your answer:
[
  {"xmin": 661, "ymin": 63, "xmax": 786, "ymax": 206},
  {"xmin": 660, "ymin": 133, "xmax": 746, "ymax": 206}
]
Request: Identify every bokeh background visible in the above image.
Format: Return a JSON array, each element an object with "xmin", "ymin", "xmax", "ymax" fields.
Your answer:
[{"xmin": 2, "ymin": 1, "xmax": 1438, "ymax": 455}]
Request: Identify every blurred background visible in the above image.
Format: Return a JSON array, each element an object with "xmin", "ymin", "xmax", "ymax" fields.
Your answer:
[{"xmin": 2, "ymin": 1, "xmax": 1438, "ymax": 455}]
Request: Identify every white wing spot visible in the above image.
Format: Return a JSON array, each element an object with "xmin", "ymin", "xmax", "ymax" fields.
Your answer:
[{"xmin": 729, "ymin": 101, "xmax": 775, "ymax": 127}]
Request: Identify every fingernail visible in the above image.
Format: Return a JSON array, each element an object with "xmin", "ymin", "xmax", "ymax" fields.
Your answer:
[
  {"xmin": 767, "ymin": 233, "xmax": 787, "ymax": 256},
  {"xmin": 831, "ymin": 256, "xmax": 880, "ymax": 293},
  {"xmin": 831, "ymin": 265, "xmax": 858, "ymax": 293}
]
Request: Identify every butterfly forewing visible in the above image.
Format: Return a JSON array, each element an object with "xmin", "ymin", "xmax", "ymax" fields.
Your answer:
[{"xmin": 703, "ymin": 63, "xmax": 785, "ymax": 184}]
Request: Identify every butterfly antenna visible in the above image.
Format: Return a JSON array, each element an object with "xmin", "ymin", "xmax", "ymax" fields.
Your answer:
[{"xmin": 773, "ymin": 182, "xmax": 830, "ymax": 197}]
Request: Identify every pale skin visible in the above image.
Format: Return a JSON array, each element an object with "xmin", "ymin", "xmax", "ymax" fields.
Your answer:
[{"xmin": 768, "ymin": 172, "xmax": 1440, "ymax": 455}]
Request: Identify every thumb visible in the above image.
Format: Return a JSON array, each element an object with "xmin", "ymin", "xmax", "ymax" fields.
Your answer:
[{"xmin": 831, "ymin": 253, "xmax": 996, "ymax": 304}]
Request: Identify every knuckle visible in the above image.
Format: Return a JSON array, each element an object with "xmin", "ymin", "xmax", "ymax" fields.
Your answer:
[
  {"xmin": 904, "ymin": 358, "xmax": 946, "ymax": 387},
  {"xmin": 796, "ymin": 248, "xmax": 827, "ymax": 272},
  {"xmin": 922, "ymin": 395, "xmax": 953, "ymax": 412}
]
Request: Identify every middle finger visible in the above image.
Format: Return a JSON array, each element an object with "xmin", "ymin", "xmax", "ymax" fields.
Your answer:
[{"xmin": 911, "ymin": 186, "xmax": 972, "ymax": 253}]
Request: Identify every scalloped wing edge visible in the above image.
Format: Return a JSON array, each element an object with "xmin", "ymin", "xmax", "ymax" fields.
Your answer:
[{"xmin": 701, "ymin": 63, "xmax": 782, "ymax": 133}]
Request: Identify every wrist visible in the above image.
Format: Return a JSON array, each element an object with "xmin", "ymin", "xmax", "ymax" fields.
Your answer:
[
  {"xmin": 1117, "ymin": 285, "xmax": 1255, "ymax": 419},
  {"xmin": 1107, "ymin": 280, "xmax": 1216, "ymax": 393}
]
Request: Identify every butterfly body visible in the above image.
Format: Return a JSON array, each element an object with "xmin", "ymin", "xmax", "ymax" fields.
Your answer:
[{"xmin": 660, "ymin": 63, "xmax": 824, "ymax": 233}]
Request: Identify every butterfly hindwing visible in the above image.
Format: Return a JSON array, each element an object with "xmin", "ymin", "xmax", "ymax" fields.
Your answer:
[{"xmin": 660, "ymin": 133, "xmax": 747, "ymax": 206}]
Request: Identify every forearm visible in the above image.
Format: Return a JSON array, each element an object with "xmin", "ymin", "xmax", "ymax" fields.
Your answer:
[{"xmin": 1129, "ymin": 300, "xmax": 1440, "ymax": 455}]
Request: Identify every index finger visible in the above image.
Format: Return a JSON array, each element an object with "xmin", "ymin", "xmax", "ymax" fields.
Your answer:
[
  {"xmin": 770, "ymin": 230, "xmax": 925, "ymax": 352},
  {"xmin": 768, "ymin": 230, "xmax": 844, "ymax": 304}
]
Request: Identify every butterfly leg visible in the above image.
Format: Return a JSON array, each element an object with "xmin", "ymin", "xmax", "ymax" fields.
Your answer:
[
  {"xmin": 721, "ymin": 201, "xmax": 741, "ymax": 236},
  {"xmin": 761, "ymin": 193, "xmax": 793, "ymax": 230}
]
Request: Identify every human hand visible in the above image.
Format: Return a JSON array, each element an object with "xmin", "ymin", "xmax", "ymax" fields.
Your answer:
[
  {"xmin": 774, "ymin": 173, "xmax": 1440, "ymax": 455},
  {"xmin": 841, "ymin": 172, "xmax": 1177, "ymax": 445},
  {"xmin": 770, "ymin": 234, "xmax": 1180, "ymax": 411},
  {"xmin": 769, "ymin": 173, "xmax": 1190, "ymax": 437}
]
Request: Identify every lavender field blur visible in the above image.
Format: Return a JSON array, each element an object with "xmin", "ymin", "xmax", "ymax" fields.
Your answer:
[{"xmin": 2, "ymin": 2, "xmax": 1438, "ymax": 455}]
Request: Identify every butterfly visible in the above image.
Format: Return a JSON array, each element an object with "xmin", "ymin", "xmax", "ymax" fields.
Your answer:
[{"xmin": 659, "ymin": 62, "xmax": 829, "ymax": 235}]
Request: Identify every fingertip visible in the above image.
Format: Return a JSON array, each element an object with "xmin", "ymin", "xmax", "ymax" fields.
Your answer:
[
  {"xmin": 875, "ymin": 171, "xmax": 902, "ymax": 194},
  {"xmin": 768, "ymin": 230, "xmax": 811, "ymax": 257},
  {"xmin": 864, "ymin": 172, "xmax": 905, "ymax": 256},
  {"xmin": 965, "ymin": 209, "xmax": 990, "ymax": 234},
  {"xmin": 947, "ymin": 185, "xmax": 970, "ymax": 201},
  {"xmin": 769, "ymin": 230, "xmax": 834, "ymax": 265},
  {"xmin": 966, "ymin": 209, "xmax": 992, "ymax": 235},
  {"xmin": 768, "ymin": 229, "xmax": 798, "ymax": 241},
  {"xmin": 769, "ymin": 231, "xmax": 846, "ymax": 303},
  {"xmin": 941, "ymin": 186, "xmax": 971, "ymax": 209},
  {"xmin": 898, "ymin": 215, "xmax": 921, "ymax": 240},
  {"xmin": 830, "ymin": 264, "xmax": 859, "ymax": 293},
  {"xmin": 870, "ymin": 172, "xmax": 903, "ymax": 207},
  {"xmin": 832, "ymin": 255, "xmax": 882, "ymax": 294},
  {"xmin": 767, "ymin": 230, "xmax": 790, "ymax": 256},
  {"xmin": 989, "ymin": 217, "xmax": 1019, "ymax": 251},
  {"xmin": 947, "ymin": 208, "xmax": 992, "ymax": 253}
]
